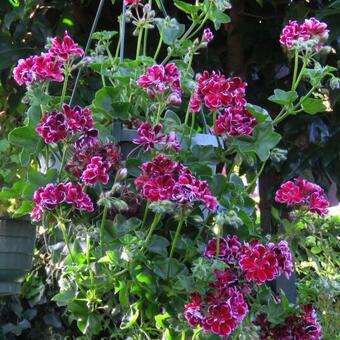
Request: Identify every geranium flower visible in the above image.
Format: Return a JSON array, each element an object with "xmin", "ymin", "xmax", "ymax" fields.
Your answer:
[
  {"xmin": 49, "ymin": 31, "xmax": 84, "ymax": 61},
  {"xmin": 81, "ymin": 156, "xmax": 111, "ymax": 186}
]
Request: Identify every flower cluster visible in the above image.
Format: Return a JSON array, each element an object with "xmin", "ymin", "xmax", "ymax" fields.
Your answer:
[
  {"xmin": 215, "ymin": 106, "xmax": 257, "ymax": 137},
  {"xmin": 81, "ymin": 156, "xmax": 111, "ymax": 186},
  {"xmin": 133, "ymin": 122, "xmax": 180, "ymax": 152},
  {"xmin": 66, "ymin": 132, "xmax": 120, "ymax": 179},
  {"xmin": 185, "ymin": 235, "xmax": 294, "ymax": 337},
  {"xmin": 36, "ymin": 105, "xmax": 94, "ymax": 144},
  {"xmin": 280, "ymin": 17, "xmax": 329, "ymax": 51},
  {"xmin": 185, "ymin": 285, "xmax": 248, "ymax": 338},
  {"xmin": 124, "ymin": 0, "xmax": 141, "ymax": 6},
  {"xmin": 136, "ymin": 63, "xmax": 182, "ymax": 104},
  {"xmin": 13, "ymin": 32, "xmax": 83, "ymax": 87},
  {"xmin": 190, "ymin": 72, "xmax": 247, "ymax": 112},
  {"xmin": 135, "ymin": 154, "xmax": 218, "ymax": 211},
  {"xmin": 31, "ymin": 182, "xmax": 93, "ymax": 221},
  {"xmin": 254, "ymin": 304, "xmax": 322, "ymax": 339},
  {"xmin": 275, "ymin": 178, "xmax": 329, "ymax": 216}
]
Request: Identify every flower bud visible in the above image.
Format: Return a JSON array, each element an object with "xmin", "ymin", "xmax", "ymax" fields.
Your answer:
[
  {"xmin": 167, "ymin": 92, "xmax": 182, "ymax": 106},
  {"xmin": 330, "ymin": 77, "xmax": 340, "ymax": 90},
  {"xmin": 270, "ymin": 148, "xmax": 288, "ymax": 163},
  {"xmin": 116, "ymin": 168, "xmax": 128, "ymax": 181}
]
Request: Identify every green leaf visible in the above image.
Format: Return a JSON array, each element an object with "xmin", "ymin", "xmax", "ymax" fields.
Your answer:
[
  {"xmin": 163, "ymin": 110, "xmax": 182, "ymax": 131},
  {"xmin": 246, "ymin": 103, "xmax": 271, "ymax": 122},
  {"xmin": 92, "ymin": 87, "xmax": 130, "ymax": 120},
  {"xmin": 311, "ymin": 246, "xmax": 322, "ymax": 254},
  {"xmin": 13, "ymin": 201, "xmax": 34, "ymax": 218},
  {"xmin": 120, "ymin": 304, "xmax": 140, "ymax": 330},
  {"xmin": 231, "ymin": 122, "xmax": 281, "ymax": 161},
  {"xmin": 155, "ymin": 18, "xmax": 185, "ymax": 45},
  {"xmin": 147, "ymin": 235, "xmax": 170, "ymax": 257},
  {"xmin": 301, "ymin": 97, "xmax": 326, "ymax": 114},
  {"xmin": 107, "ymin": 215, "xmax": 141, "ymax": 238},
  {"xmin": 268, "ymin": 89, "xmax": 298, "ymax": 106},
  {"xmin": 153, "ymin": 258, "xmax": 188, "ymax": 279},
  {"xmin": 174, "ymin": 0, "xmax": 202, "ymax": 15},
  {"xmin": 52, "ymin": 284, "xmax": 77, "ymax": 306},
  {"xmin": 207, "ymin": 6, "xmax": 231, "ymax": 30}
]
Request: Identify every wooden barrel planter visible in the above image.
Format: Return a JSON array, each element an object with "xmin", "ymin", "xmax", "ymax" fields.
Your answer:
[{"xmin": 0, "ymin": 219, "xmax": 36, "ymax": 295}]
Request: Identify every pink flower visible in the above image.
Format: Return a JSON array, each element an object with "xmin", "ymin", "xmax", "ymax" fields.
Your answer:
[
  {"xmin": 239, "ymin": 244, "xmax": 278, "ymax": 284},
  {"xmin": 124, "ymin": 0, "xmax": 141, "ymax": 5},
  {"xmin": 81, "ymin": 156, "xmax": 111, "ymax": 186},
  {"xmin": 36, "ymin": 105, "xmax": 94, "ymax": 144},
  {"xmin": 204, "ymin": 235, "xmax": 242, "ymax": 264},
  {"xmin": 275, "ymin": 178, "xmax": 329, "ymax": 216},
  {"xmin": 215, "ymin": 106, "xmax": 257, "ymax": 136},
  {"xmin": 63, "ymin": 104, "xmax": 94, "ymax": 135},
  {"xmin": 136, "ymin": 63, "xmax": 182, "ymax": 99},
  {"xmin": 280, "ymin": 18, "xmax": 329, "ymax": 50},
  {"xmin": 167, "ymin": 92, "xmax": 182, "ymax": 105},
  {"xmin": 31, "ymin": 182, "xmax": 93, "ymax": 221},
  {"xmin": 202, "ymin": 28, "xmax": 214, "ymax": 43},
  {"xmin": 133, "ymin": 123, "xmax": 180, "ymax": 152},
  {"xmin": 268, "ymin": 241, "xmax": 294, "ymax": 279},
  {"xmin": 191, "ymin": 71, "xmax": 247, "ymax": 112},
  {"xmin": 64, "ymin": 182, "xmax": 94, "ymax": 212},
  {"xmin": 36, "ymin": 111, "xmax": 67, "ymax": 144},
  {"xmin": 49, "ymin": 31, "xmax": 84, "ymax": 61},
  {"xmin": 135, "ymin": 154, "xmax": 217, "ymax": 210},
  {"xmin": 308, "ymin": 192, "xmax": 329, "ymax": 217},
  {"xmin": 13, "ymin": 56, "xmax": 37, "ymax": 86},
  {"xmin": 13, "ymin": 53, "xmax": 64, "ymax": 86},
  {"xmin": 275, "ymin": 181, "xmax": 305, "ymax": 205}
]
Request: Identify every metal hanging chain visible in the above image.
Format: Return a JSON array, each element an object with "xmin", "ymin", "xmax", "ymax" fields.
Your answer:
[
  {"xmin": 157, "ymin": 0, "xmax": 168, "ymax": 17},
  {"xmin": 120, "ymin": 3, "xmax": 127, "ymax": 62},
  {"xmin": 69, "ymin": 0, "xmax": 106, "ymax": 106}
]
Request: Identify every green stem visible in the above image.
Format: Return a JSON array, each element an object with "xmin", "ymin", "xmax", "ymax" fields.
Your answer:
[
  {"xmin": 59, "ymin": 220, "xmax": 75, "ymax": 262},
  {"xmin": 100, "ymin": 207, "xmax": 108, "ymax": 256},
  {"xmin": 188, "ymin": 112, "xmax": 195, "ymax": 149},
  {"xmin": 247, "ymin": 161, "xmax": 266, "ymax": 193},
  {"xmin": 292, "ymin": 57, "xmax": 308, "ymax": 91},
  {"xmin": 141, "ymin": 200, "xmax": 150, "ymax": 229},
  {"xmin": 115, "ymin": 17, "xmax": 122, "ymax": 59},
  {"xmin": 136, "ymin": 27, "xmax": 144, "ymax": 59},
  {"xmin": 145, "ymin": 213, "xmax": 162, "ymax": 246},
  {"xmin": 291, "ymin": 49, "xmax": 299, "ymax": 90},
  {"xmin": 212, "ymin": 111, "xmax": 223, "ymax": 149},
  {"xmin": 60, "ymin": 64, "xmax": 70, "ymax": 107},
  {"xmin": 58, "ymin": 143, "xmax": 68, "ymax": 181},
  {"xmin": 153, "ymin": 35, "xmax": 163, "ymax": 60},
  {"xmin": 86, "ymin": 234, "xmax": 95, "ymax": 286},
  {"xmin": 169, "ymin": 214, "xmax": 186, "ymax": 260},
  {"xmin": 155, "ymin": 102, "xmax": 163, "ymax": 124}
]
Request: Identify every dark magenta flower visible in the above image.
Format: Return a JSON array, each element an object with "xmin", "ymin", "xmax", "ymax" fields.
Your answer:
[
  {"xmin": 49, "ymin": 31, "xmax": 84, "ymax": 61},
  {"xmin": 215, "ymin": 106, "xmax": 257, "ymax": 137},
  {"xmin": 280, "ymin": 18, "xmax": 329, "ymax": 50},
  {"xmin": 239, "ymin": 244, "xmax": 278, "ymax": 284},
  {"xmin": 268, "ymin": 241, "xmax": 294, "ymax": 279},
  {"xmin": 36, "ymin": 111, "xmax": 67, "ymax": 144},
  {"xmin": 63, "ymin": 104, "xmax": 94, "ymax": 135},
  {"xmin": 275, "ymin": 178, "xmax": 329, "ymax": 216},
  {"xmin": 31, "ymin": 182, "xmax": 93, "ymax": 221},
  {"xmin": 190, "ymin": 71, "xmax": 247, "ymax": 112},
  {"xmin": 81, "ymin": 156, "xmax": 111, "ymax": 186}
]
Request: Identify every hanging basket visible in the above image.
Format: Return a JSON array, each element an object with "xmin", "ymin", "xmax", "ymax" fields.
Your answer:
[{"xmin": 0, "ymin": 219, "xmax": 36, "ymax": 295}]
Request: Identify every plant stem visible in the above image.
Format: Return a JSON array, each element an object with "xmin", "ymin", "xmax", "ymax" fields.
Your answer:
[
  {"xmin": 145, "ymin": 213, "xmax": 162, "ymax": 245},
  {"xmin": 169, "ymin": 214, "xmax": 186, "ymax": 260},
  {"xmin": 60, "ymin": 64, "xmax": 70, "ymax": 107},
  {"xmin": 58, "ymin": 143, "xmax": 68, "ymax": 181},
  {"xmin": 188, "ymin": 112, "xmax": 195, "ymax": 149},
  {"xmin": 292, "ymin": 56, "xmax": 308, "ymax": 91},
  {"xmin": 59, "ymin": 220, "xmax": 75, "ymax": 262},
  {"xmin": 153, "ymin": 35, "xmax": 163, "ymax": 60},
  {"xmin": 291, "ymin": 49, "xmax": 299, "ymax": 90},
  {"xmin": 155, "ymin": 102, "xmax": 163, "ymax": 124},
  {"xmin": 86, "ymin": 234, "xmax": 95, "ymax": 286},
  {"xmin": 212, "ymin": 111, "xmax": 223, "ymax": 149},
  {"xmin": 100, "ymin": 207, "xmax": 108, "ymax": 256},
  {"xmin": 141, "ymin": 200, "xmax": 150, "ymax": 229},
  {"xmin": 136, "ymin": 27, "xmax": 144, "ymax": 59},
  {"xmin": 247, "ymin": 160, "xmax": 266, "ymax": 193}
]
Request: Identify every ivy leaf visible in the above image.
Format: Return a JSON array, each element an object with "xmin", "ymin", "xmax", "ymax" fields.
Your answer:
[
  {"xmin": 301, "ymin": 97, "xmax": 326, "ymax": 114},
  {"xmin": 147, "ymin": 235, "xmax": 170, "ymax": 257},
  {"xmin": 231, "ymin": 122, "xmax": 281, "ymax": 161},
  {"xmin": 246, "ymin": 103, "xmax": 271, "ymax": 122},
  {"xmin": 174, "ymin": 0, "xmax": 202, "ymax": 15},
  {"xmin": 268, "ymin": 89, "xmax": 298, "ymax": 106},
  {"xmin": 155, "ymin": 18, "xmax": 185, "ymax": 45},
  {"xmin": 207, "ymin": 6, "xmax": 231, "ymax": 30}
]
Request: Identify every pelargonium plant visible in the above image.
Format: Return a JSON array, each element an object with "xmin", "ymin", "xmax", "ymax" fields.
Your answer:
[{"xmin": 5, "ymin": 0, "xmax": 337, "ymax": 338}]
